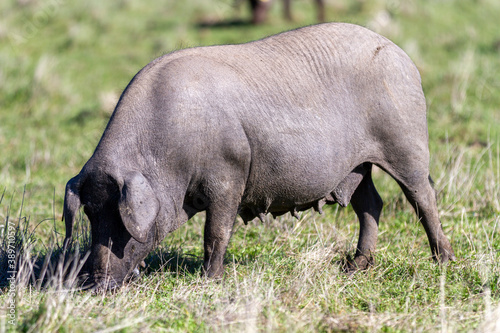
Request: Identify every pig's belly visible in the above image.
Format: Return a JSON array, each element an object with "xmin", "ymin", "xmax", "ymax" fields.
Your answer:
[{"xmin": 239, "ymin": 139, "xmax": 355, "ymax": 219}]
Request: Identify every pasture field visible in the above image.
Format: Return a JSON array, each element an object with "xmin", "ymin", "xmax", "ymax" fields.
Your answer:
[{"xmin": 1, "ymin": 0, "xmax": 499, "ymax": 331}]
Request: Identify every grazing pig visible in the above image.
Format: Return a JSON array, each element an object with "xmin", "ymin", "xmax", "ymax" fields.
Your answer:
[{"xmin": 63, "ymin": 23, "xmax": 455, "ymax": 290}]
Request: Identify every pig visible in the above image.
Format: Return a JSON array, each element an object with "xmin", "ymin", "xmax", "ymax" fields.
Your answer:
[{"xmin": 63, "ymin": 23, "xmax": 455, "ymax": 290}]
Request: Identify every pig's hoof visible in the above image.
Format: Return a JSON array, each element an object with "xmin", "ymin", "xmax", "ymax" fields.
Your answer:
[
  {"xmin": 87, "ymin": 278, "xmax": 120, "ymax": 294},
  {"xmin": 434, "ymin": 246, "xmax": 456, "ymax": 264},
  {"xmin": 344, "ymin": 254, "xmax": 374, "ymax": 274},
  {"xmin": 201, "ymin": 265, "xmax": 225, "ymax": 279}
]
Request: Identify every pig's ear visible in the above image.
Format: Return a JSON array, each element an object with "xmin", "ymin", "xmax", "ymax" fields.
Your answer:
[
  {"xmin": 63, "ymin": 175, "xmax": 83, "ymax": 250},
  {"xmin": 118, "ymin": 172, "xmax": 159, "ymax": 243}
]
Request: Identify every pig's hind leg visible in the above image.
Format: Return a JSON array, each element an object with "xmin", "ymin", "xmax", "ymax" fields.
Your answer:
[
  {"xmin": 348, "ymin": 164, "xmax": 384, "ymax": 271},
  {"xmin": 330, "ymin": 163, "xmax": 383, "ymax": 271},
  {"xmin": 379, "ymin": 142, "xmax": 456, "ymax": 264},
  {"xmin": 394, "ymin": 171, "xmax": 455, "ymax": 263}
]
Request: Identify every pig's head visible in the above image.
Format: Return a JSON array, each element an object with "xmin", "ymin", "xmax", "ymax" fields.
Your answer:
[{"xmin": 63, "ymin": 170, "xmax": 159, "ymax": 290}]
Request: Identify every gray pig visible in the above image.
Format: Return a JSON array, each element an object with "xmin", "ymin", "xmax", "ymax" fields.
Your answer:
[{"xmin": 63, "ymin": 23, "xmax": 455, "ymax": 290}]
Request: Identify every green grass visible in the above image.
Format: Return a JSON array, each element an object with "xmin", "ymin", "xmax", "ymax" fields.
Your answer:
[{"xmin": 1, "ymin": 0, "xmax": 499, "ymax": 331}]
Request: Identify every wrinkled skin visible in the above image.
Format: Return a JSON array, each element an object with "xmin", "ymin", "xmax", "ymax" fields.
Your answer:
[{"xmin": 63, "ymin": 23, "xmax": 455, "ymax": 290}]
